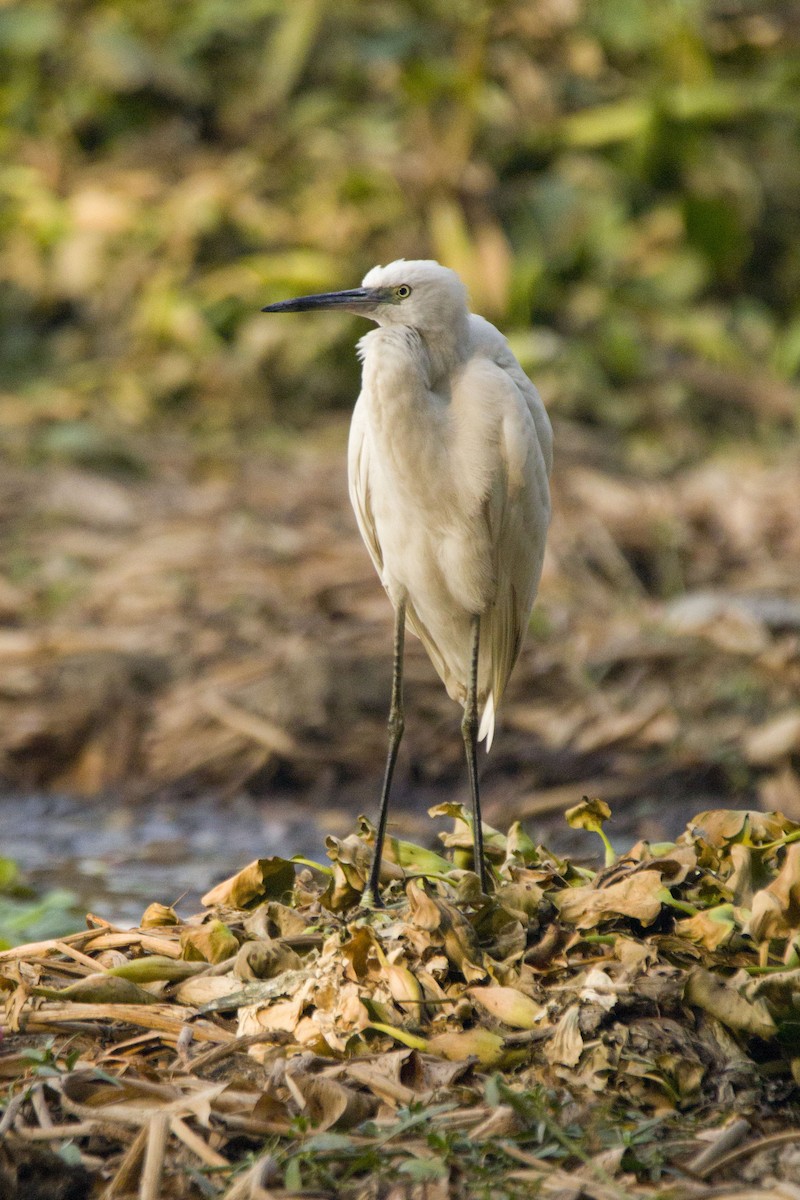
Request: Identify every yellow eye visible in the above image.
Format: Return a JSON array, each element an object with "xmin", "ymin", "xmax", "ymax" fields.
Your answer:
[{"xmin": 396, "ymin": 285, "xmax": 412, "ymax": 299}]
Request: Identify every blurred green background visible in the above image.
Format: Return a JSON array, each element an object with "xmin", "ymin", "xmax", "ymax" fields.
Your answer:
[{"xmin": 2, "ymin": 0, "xmax": 798, "ymax": 459}]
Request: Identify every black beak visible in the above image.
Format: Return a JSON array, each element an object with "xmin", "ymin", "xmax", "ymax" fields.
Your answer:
[{"xmin": 261, "ymin": 287, "xmax": 386, "ymax": 314}]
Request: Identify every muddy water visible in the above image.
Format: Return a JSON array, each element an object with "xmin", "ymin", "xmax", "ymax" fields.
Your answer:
[{"xmin": 1, "ymin": 791, "xmax": 333, "ymax": 928}]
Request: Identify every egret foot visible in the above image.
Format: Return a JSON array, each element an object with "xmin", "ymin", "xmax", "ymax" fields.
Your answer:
[{"xmin": 359, "ymin": 887, "xmax": 383, "ymax": 910}]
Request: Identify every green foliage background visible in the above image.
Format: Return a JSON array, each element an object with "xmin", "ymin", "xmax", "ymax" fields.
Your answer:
[{"xmin": 1, "ymin": 0, "xmax": 798, "ymax": 455}]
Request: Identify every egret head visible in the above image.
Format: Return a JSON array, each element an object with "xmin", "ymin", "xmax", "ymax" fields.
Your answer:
[{"xmin": 262, "ymin": 259, "xmax": 469, "ymax": 339}]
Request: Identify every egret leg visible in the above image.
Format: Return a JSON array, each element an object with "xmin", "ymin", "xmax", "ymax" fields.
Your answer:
[
  {"xmin": 362, "ymin": 598, "xmax": 406, "ymax": 908},
  {"xmin": 462, "ymin": 614, "xmax": 488, "ymax": 893}
]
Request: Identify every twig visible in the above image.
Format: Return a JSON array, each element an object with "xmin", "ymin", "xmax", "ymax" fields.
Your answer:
[
  {"xmin": 53, "ymin": 939, "xmax": 112, "ymax": 973},
  {"xmin": 103, "ymin": 1123, "xmax": 148, "ymax": 1199},
  {"xmin": 96, "ymin": 1031, "xmax": 165, "ymax": 1060},
  {"xmin": 0, "ymin": 1091, "xmax": 27, "ymax": 1137},
  {"xmin": 187, "ymin": 1030, "xmax": 292, "ymax": 1074},
  {"xmin": 22, "ymin": 956, "xmax": 92, "ymax": 978},
  {"xmin": 16, "ymin": 1121, "xmax": 100, "ymax": 1140},
  {"xmin": 220, "ymin": 1152, "xmax": 280, "ymax": 1200},
  {"xmin": 686, "ymin": 1118, "xmax": 751, "ymax": 1177},
  {"xmin": 139, "ymin": 1112, "xmax": 170, "ymax": 1200},
  {"xmin": 0, "ymin": 929, "xmax": 103, "ymax": 963},
  {"xmin": 11, "ymin": 1018, "xmax": 114, "ymax": 1035},
  {"xmin": 218, "ymin": 1113, "xmax": 292, "ymax": 1137},
  {"xmin": 169, "ymin": 1115, "xmax": 229, "ymax": 1168},
  {"xmin": 21, "ymin": 1002, "xmax": 236, "ymax": 1042},
  {"xmin": 692, "ymin": 1128, "xmax": 800, "ymax": 1179},
  {"xmin": 30, "ymin": 1082, "xmax": 54, "ymax": 1130},
  {"xmin": 503, "ymin": 1027, "xmax": 552, "ymax": 1046}
]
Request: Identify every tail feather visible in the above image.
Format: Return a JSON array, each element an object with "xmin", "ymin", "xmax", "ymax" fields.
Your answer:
[{"xmin": 478, "ymin": 692, "xmax": 496, "ymax": 751}]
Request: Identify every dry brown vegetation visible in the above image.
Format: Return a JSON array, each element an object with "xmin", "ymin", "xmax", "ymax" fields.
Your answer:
[
  {"xmin": 4, "ymin": 806, "xmax": 800, "ymax": 1198},
  {"xmin": 0, "ymin": 424, "xmax": 798, "ymax": 841}
]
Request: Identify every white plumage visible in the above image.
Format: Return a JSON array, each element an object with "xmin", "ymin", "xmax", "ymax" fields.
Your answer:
[
  {"xmin": 263, "ymin": 258, "xmax": 552, "ymax": 901},
  {"xmin": 347, "ymin": 260, "xmax": 552, "ymax": 748}
]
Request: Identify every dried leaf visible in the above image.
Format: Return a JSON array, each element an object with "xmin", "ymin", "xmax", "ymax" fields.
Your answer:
[
  {"xmin": 248, "ymin": 901, "xmax": 310, "ymax": 940},
  {"xmin": 234, "ymin": 940, "xmax": 303, "ymax": 981},
  {"xmin": 746, "ymin": 889, "xmax": 788, "ymax": 942},
  {"xmin": 35, "ymin": 973, "xmax": 161, "ymax": 1005},
  {"xmin": 579, "ymin": 968, "xmax": 618, "ymax": 1011},
  {"xmin": 404, "ymin": 880, "xmax": 442, "ymax": 931},
  {"xmin": 552, "ymin": 870, "xmax": 666, "ymax": 928},
  {"xmin": 494, "ymin": 881, "xmax": 545, "ymax": 920},
  {"xmin": 106, "ymin": 956, "xmax": 206, "ymax": 984},
  {"xmin": 240, "ymin": 994, "xmax": 305, "ymax": 1036},
  {"xmin": 684, "ymin": 968, "xmax": 776, "ymax": 1039},
  {"xmin": 291, "ymin": 1074, "xmax": 377, "ymax": 1131},
  {"xmin": 173, "ymin": 976, "xmax": 242, "ymax": 1007},
  {"xmin": 140, "ymin": 904, "xmax": 179, "ymax": 928},
  {"xmin": 675, "ymin": 905, "xmax": 739, "ymax": 950},
  {"xmin": 405, "ymin": 882, "xmax": 485, "ymax": 981},
  {"xmin": 469, "ymin": 986, "xmax": 544, "ymax": 1030},
  {"xmin": 746, "ymin": 844, "xmax": 800, "ymax": 942},
  {"xmin": 180, "ymin": 921, "xmax": 239, "ymax": 964},
  {"xmin": 545, "ymin": 1005, "xmax": 583, "ymax": 1067},
  {"xmin": 726, "ymin": 844, "xmax": 758, "ymax": 907},
  {"xmin": 426, "ymin": 1029, "xmax": 505, "ymax": 1067},
  {"xmin": 339, "ymin": 926, "xmax": 382, "ymax": 983},
  {"xmin": 766, "ymin": 843, "xmax": 800, "ymax": 924},
  {"xmin": 383, "ymin": 962, "xmax": 425, "ymax": 1012},
  {"xmin": 201, "ymin": 858, "xmax": 296, "ymax": 908},
  {"xmin": 689, "ymin": 810, "xmax": 797, "ymax": 847}
]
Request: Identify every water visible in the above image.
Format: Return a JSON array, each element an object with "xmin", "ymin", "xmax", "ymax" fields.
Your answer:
[{"xmin": 0, "ymin": 791, "xmax": 331, "ymax": 928}]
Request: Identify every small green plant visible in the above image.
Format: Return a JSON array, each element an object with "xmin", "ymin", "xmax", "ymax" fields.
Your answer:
[
  {"xmin": 0, "ymin": 857, "xmax": 81, "ymax": 949},
  {"xmin": 19, "ymin": 1037, "xmax": 81, "ymax": 1078}
]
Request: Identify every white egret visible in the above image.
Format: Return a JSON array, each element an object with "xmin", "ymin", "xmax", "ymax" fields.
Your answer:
[{"xmin": 262, "ymin": 260, "xmax": 552, "ymax": 904}]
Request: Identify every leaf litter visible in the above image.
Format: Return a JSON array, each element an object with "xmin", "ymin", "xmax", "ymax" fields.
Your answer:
[{"xmin": 4, "ymin": 805, "xmax": 800, "ymax": 1198}]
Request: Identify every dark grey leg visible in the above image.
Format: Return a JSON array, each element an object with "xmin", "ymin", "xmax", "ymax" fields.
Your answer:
[
  {"xmin": 361, "ymin": 598, "xmax": 406, "ymax": 908},
  {"xmin": 462, "ymin": 614, "xmax": 487, "ymax": 892}
]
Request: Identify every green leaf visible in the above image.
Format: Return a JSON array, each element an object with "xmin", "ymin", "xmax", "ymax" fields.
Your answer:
[
  {"xmin": 284, "ymin": 1157, "xmax": 303, "ymax": 1192},
  {"xmin": 398, "ymin": 1157, "xmax": 448, "ymax": 1180}
]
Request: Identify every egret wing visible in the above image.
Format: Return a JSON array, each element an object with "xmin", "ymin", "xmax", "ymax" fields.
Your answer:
[
  {"xmin": 349, "ymin": 397, "xmax": 453, "ymax": 691},
  {"xmin": 347, "ymin": 394, "xmax": 384, "ymax": 576},
  {"xmin": 480, "ymin": 369, "xmax": 551, "ymax": 744},
  {"xmin": 468, "ymin": 313, "xmax": 553, "ymax": 477}
]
